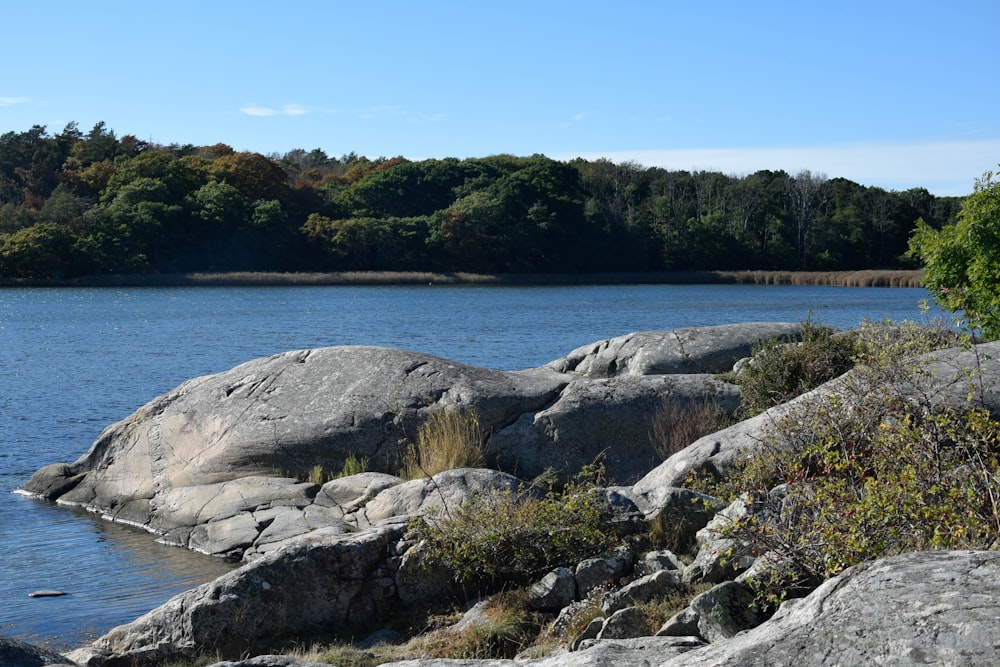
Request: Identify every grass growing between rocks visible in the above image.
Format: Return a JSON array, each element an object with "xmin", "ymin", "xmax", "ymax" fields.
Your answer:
[{"xmin": 400, "ymin": 408, "xmax": 486, "ymax": 480}]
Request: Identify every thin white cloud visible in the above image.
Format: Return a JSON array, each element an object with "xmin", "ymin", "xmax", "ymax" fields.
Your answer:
[
  {"xmin": 558, "ymin": 140, "xmax": 1000, "ymax": 196},
  {"xmin": 0, "ymin": 96, "xmax": 30, "ymax": 106},
  {"xmin": 241, "ymin": 104, "xmax": 278, "ymax": 116},
  {"xmin": 570, "ymin": 113, "xmax": 586, "ymax": 122},
  {"xmin": 241, "ymin": 104, "xmax": 311, "ymax": 117}
]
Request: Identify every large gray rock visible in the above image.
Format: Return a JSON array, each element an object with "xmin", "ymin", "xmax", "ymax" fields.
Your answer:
[
  {"xmin": 667, "ymin": 580, "xmax": 764, "ymax": 643},
  {"xmin": 22, "ymin": 347, "xmax": 567, "ymax": 519},
  {"xmin": 683, "ymin": 497, "xmax": 757, "ymax": 585},
  {"xmin": 0, "ymin": 634, "xmax": 76, "ymax": 667},
  {"xmin": 490, "ymin": 373, "xmax": 739, "ymax": 484},
  {"xmin": 528, "ymin": 567, "xmax": 577, "ymax": 612},
  {"xmin": 22, "ymin": 327, "xmax": 762, "ymax": 558},
  {"xmin": 659, "ymin": 550, "xmax": 1000, "ymax": 666},
  {"xmin": 546, "ymin": 323, "xmax": 804, "ymax": 377},
  {"xmin": 69, "ymin": 468, "xmax": 524, "ymax": 665},
  {"xmin": 69, "ymin": 523, "xmax": 407, "ymax": 666}
]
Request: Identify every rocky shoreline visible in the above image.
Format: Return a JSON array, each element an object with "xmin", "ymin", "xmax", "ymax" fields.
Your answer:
[{"xmin": 10, "ymin": 322, "xmax": 1000, "ymax": 667}]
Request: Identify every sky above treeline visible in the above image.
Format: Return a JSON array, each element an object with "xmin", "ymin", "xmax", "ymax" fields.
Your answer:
[{"xmin": 2, "ymin": 1, "xmax": 997, "ymax": 196}]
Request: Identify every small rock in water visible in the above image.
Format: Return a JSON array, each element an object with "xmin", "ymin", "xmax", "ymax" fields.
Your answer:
[{"xmin": 28, "ymin": 589, "xmax": 68, "ymax": 598}]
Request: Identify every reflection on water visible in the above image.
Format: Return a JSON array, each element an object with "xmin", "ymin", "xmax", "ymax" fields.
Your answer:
[{"xmin": 1, "ymin": 494, "xmax": 235, "ymax": 650}]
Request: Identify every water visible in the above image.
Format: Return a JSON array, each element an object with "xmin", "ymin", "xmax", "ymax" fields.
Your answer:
[{"xmin": 0, "ymin": 283, "xmax": 942, "ymax": 649}]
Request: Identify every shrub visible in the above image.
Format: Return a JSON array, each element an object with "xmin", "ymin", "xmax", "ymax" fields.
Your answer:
[
  {"xmin": 711, "ymin": 323, "xmax": 1000, "ymax": 587},
  {"xmin": 400, "ymin": 408, "xmax": 485, "ymax": 480},
  {"xmin": 649, "ymin": 394, "xmax": 734, "ymax": 460},
  {"xmin": 737, "ymin": 321, "xmax": 858, "ymax": 416},
  {"xmin": 407, "ymin": 465, "xmax": 616, "ymax": 588}
]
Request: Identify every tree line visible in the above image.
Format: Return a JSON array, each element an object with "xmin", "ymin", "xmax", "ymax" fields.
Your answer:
[{"xmin": 0, "ymin": 122, "xmax": 965, "ymax": 279}]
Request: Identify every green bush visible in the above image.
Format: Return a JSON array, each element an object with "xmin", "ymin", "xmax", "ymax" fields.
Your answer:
[
  {"xmin": 737, "ymin": 321, "xmax": 858, "ymax": 416},
  {"xmin": 407, "ymin": 465, "xmax": 616, "ymax": 587}
]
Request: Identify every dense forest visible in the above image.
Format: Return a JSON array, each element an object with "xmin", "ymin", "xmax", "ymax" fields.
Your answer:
[{"xmin": 0, "ymin": 122, "xmax": 965, "ymax": 280}]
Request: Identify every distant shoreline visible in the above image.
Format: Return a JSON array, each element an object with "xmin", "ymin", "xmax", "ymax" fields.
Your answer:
[{"xmin": 0, "ymin": 269, "xmax": 925, "ymax": 288}]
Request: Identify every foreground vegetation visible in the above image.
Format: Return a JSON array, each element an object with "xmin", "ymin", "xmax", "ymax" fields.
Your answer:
[{"xmin": 0, "ymin": 122, "xmax": 963, "ymax": 280}]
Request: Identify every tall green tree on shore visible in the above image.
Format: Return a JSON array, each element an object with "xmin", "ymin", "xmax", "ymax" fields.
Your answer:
[{"xmin": 910, "ymin": 170, "xmax": 1000, "ymax": 339}]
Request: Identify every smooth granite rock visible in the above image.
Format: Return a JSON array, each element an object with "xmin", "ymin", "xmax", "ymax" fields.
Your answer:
[
  {"xmin": 546, "ymin": 323, "xmax": 804, "ymax": 377},
  {"xmin": 21, "ymin": 326, "xmax": 775, "ymax": 562}
]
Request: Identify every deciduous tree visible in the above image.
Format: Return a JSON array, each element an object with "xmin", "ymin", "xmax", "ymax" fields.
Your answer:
[{"xmin": 910, "ymin": 170, "xmax": 1000, "ymax": 338}]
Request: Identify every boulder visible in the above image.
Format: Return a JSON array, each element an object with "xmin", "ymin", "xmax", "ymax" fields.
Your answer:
[
  {"xmin": 601, "ymin": 569, "xmax": 682, "ymax": 615},
  {"xmin": 634, "ymin": 550, "xmax": 683, "ymax": 577},
  {"xmin": 21, "ymin": 346, "xmax": 566, "ymax": 511},
  {"xmin": 546, "ymin": 323, "xmax": 804, "ymax": 377},
  {"xmin": 75, "ymin": 523, "xmax": 408, "ymax": 665},
  {"xmin": 528, "ymin": 567, "xmax": 577, "ymax": 612},
  {"xmin": 574, "ymin": 554, "xmax": 630, "ymax": 598},
  {"xmin": 358, "ymin": 468, "xmax": 526, "ymax": 527},
  {"xmin": 489, "ymin": 373, "xmax": 739, "ymax": 484},
  {"xmin": 0, "ymin": 634, "xmax": 76, "ymax": 667},
  {"xmin": 595, "ymin": 606, "xmax": 652, "ymax": 640},
  {"xmin": 683, "ymin": 497, "xmax": 757, "ymax": 585},
  {"xmin": 670, "ymin": 580, "xmax": 764, "ymax": 643},
  {"xmin": 658, "ymin": 550, "xmax": 1000, "ymax": 666}
]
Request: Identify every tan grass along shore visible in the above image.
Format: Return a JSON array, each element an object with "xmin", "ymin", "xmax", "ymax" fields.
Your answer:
[{"xmin": 0, "ymin": 269, "xmax": 925, "ymax": 288}]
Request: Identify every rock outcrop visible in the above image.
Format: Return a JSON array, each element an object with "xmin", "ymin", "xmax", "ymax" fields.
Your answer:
[
  {"xmin": 21, "ymin": 324, "xmax": 796, "ymax": 560},
  {"xmin": 21, "ymin": 322, "xmax": 819, "ymax": 664},
  {"xmin": 546, "ymin": 323, "xmax": 803, "ymax": 377},
  {"xmin": 371, "ymin": 550, "xmax": 1000, "ymax": 667}
]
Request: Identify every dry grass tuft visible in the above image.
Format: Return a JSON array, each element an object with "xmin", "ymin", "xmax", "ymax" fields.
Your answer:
[
  {"xmin": 400, "ymin": 408, "xmax": 485, "ymax": 480},
  {"xmin": 649, "ymin": 395, "xmax": 733, "ymax": 461}
]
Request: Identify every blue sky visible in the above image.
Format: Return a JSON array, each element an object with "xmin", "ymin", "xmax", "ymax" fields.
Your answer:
[{"xmin": 2, "ymin": 1, "xmax": 997, "ymax": 196}]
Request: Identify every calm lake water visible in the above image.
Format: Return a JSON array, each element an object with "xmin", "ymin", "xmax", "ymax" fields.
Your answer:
[{"xmin": 0, "ymin": 283, "xmax": 944, "ymax": 649}]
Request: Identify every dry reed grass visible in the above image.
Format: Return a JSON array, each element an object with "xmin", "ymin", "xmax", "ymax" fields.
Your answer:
[
  {"xmin": 710, "ymin": 269, "xmax": 925, "ymax": 287},
  {"xmin": 33, "ymin": 269, "xmax": 925, "ymax": 288}
]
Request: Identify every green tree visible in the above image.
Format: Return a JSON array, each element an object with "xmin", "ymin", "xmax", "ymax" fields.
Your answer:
[
  {"xmin": 0, "ymin": 222, "xmax": 75, "ymax": 278},
  {"xmin": 909, "ymin": 169, "xmax": 1000, "ymax": 338}
]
